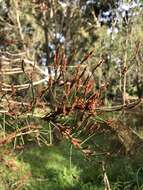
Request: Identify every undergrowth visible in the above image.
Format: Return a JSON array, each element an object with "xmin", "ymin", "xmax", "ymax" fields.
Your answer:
[{"xmin": 0, "ymin": 140, "xmax": 143, "ymax": 190}]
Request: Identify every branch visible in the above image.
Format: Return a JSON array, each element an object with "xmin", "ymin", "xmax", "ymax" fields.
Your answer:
[
  {"xmin": 102, "ymin": 161, "xmax": 111, "ymax": 190},
  {"xmin": 0, "ymin": 110, "xmax": 8, "ymax": 113},
  {"xmin": 1, "ymin": 78, "xmax": 48, "ymax": 91},
  {"xmin": 0, "ymin": 125, "xmax": 41, "ymax": 147},
  {"xmin": 13, "ymin": 0, "xmax": 26, "ymax": 50},
  {"xmin": 96, "ymin": 99, "xmax": 142, "ymax": 112}
]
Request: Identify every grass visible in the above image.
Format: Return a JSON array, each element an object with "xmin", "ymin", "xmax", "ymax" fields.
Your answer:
[
  {"xmin": 0, "ymin": 139, "xmax": 143, "ymax": 190},
  {"xmin": 0, "ymin": 113, "xmax": 143, "ymax": 190},
  {"xmin": 0, "ymin": 140, "xmax": 103, "ymax": 190},
  {"xmin": 0, "ymin": 111, "xmax": 143, "ymax": 190},
  {"xmin": 18, "ymin": 141, "xmax": 103, "ymax": 190}
]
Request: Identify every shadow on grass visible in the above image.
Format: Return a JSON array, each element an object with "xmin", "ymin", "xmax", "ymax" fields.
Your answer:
[
  {"xmin": 18, "ymin": 141, "xmax": 103, "ymax": 190},
  {"xmin": 16, "ymin": 138, "xmax": 143, "ymax": 190}
]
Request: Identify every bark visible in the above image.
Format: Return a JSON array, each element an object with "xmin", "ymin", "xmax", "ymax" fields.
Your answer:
[{"xmin": 107, "ymin": 119, "xmax": 143, "ymax": 156}]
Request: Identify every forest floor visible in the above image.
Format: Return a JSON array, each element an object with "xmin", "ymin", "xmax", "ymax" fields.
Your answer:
[{"xmin": 1, "ymin": 138, "xmax": 143, "ymax": 190}]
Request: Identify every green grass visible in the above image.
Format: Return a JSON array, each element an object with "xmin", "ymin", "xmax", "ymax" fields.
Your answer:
[
  {"xmin": 18, "ymin": 141, "xmax": 103, "ymax": 190},
  {"xmin": 1, "ymin": 140, "xmax": 143, "ymax": 190},
  {"xmin": 0, "ymin": 141, "xmax": 103, "ymax": 190}
]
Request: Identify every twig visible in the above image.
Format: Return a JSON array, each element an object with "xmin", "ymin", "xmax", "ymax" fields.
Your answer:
[
  {"xmin": 0, "ymin": 125, "xmax": 41, "ymax": 146},
  {"xmin": 0, "ymin": 110, "xmax": 8, "ymax": 113},
  {"xmin": 2, "ymin": 78, "xmax": 48, "ymax": 91},
  {"xmin": 13, "ymin": 0, "xmax": 26, "ymax": 50},
  {"xmin": 102, "ymin": 161, "xmax": 111, "ymax": 190}
]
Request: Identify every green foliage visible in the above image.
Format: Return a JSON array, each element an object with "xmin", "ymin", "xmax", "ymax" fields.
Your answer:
[{"xmin": 1, "ymin": 141, "xmax": 143, "ymax": 190}]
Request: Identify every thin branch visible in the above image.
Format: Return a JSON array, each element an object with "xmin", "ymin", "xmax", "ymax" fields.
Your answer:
[
  {"xmin": 13, "ymin": 0, "xmax": 26, "ymax": 50},
  {"xmin": 2, "ymin": 78, "xmax": 48, "ymax": 91},
  {"xmin": 102, "ymin": 161, "xmax": 111, "ymax": 190}
]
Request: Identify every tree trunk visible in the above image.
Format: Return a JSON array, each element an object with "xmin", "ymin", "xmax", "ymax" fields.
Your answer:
[{"xmin": 108, "ymin": 120, "xmax": 143, "ymax": 156}]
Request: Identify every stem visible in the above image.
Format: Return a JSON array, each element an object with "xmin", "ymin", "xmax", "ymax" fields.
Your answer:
[
  {"xmin": 123, "ymin": 29, "xmax": 128, "ymax": 105},
  {"xmin": 49, "ymin": 122, "xmax": 52, "ymax": 145},
  {"xmin": 102, "ymin": 161, "xmax": 111, "ymax": 190},
  {"xmin": 43, "ymin": 11, "xmax": 51, "ymax": 75},
  {"xmin": 13, "ymin": 0, "xmax": 26, "ymax": 50},
  {"xmin": 3, "ymin": 112, "xmax": 6, "ymax": 138},
  {"xmin": 80, "ymin": 133, "xmax": 96, "ymax": 146},
  {"xmin": 69, "ymin": 145, "xmax": 73, "ymax": 170}
]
